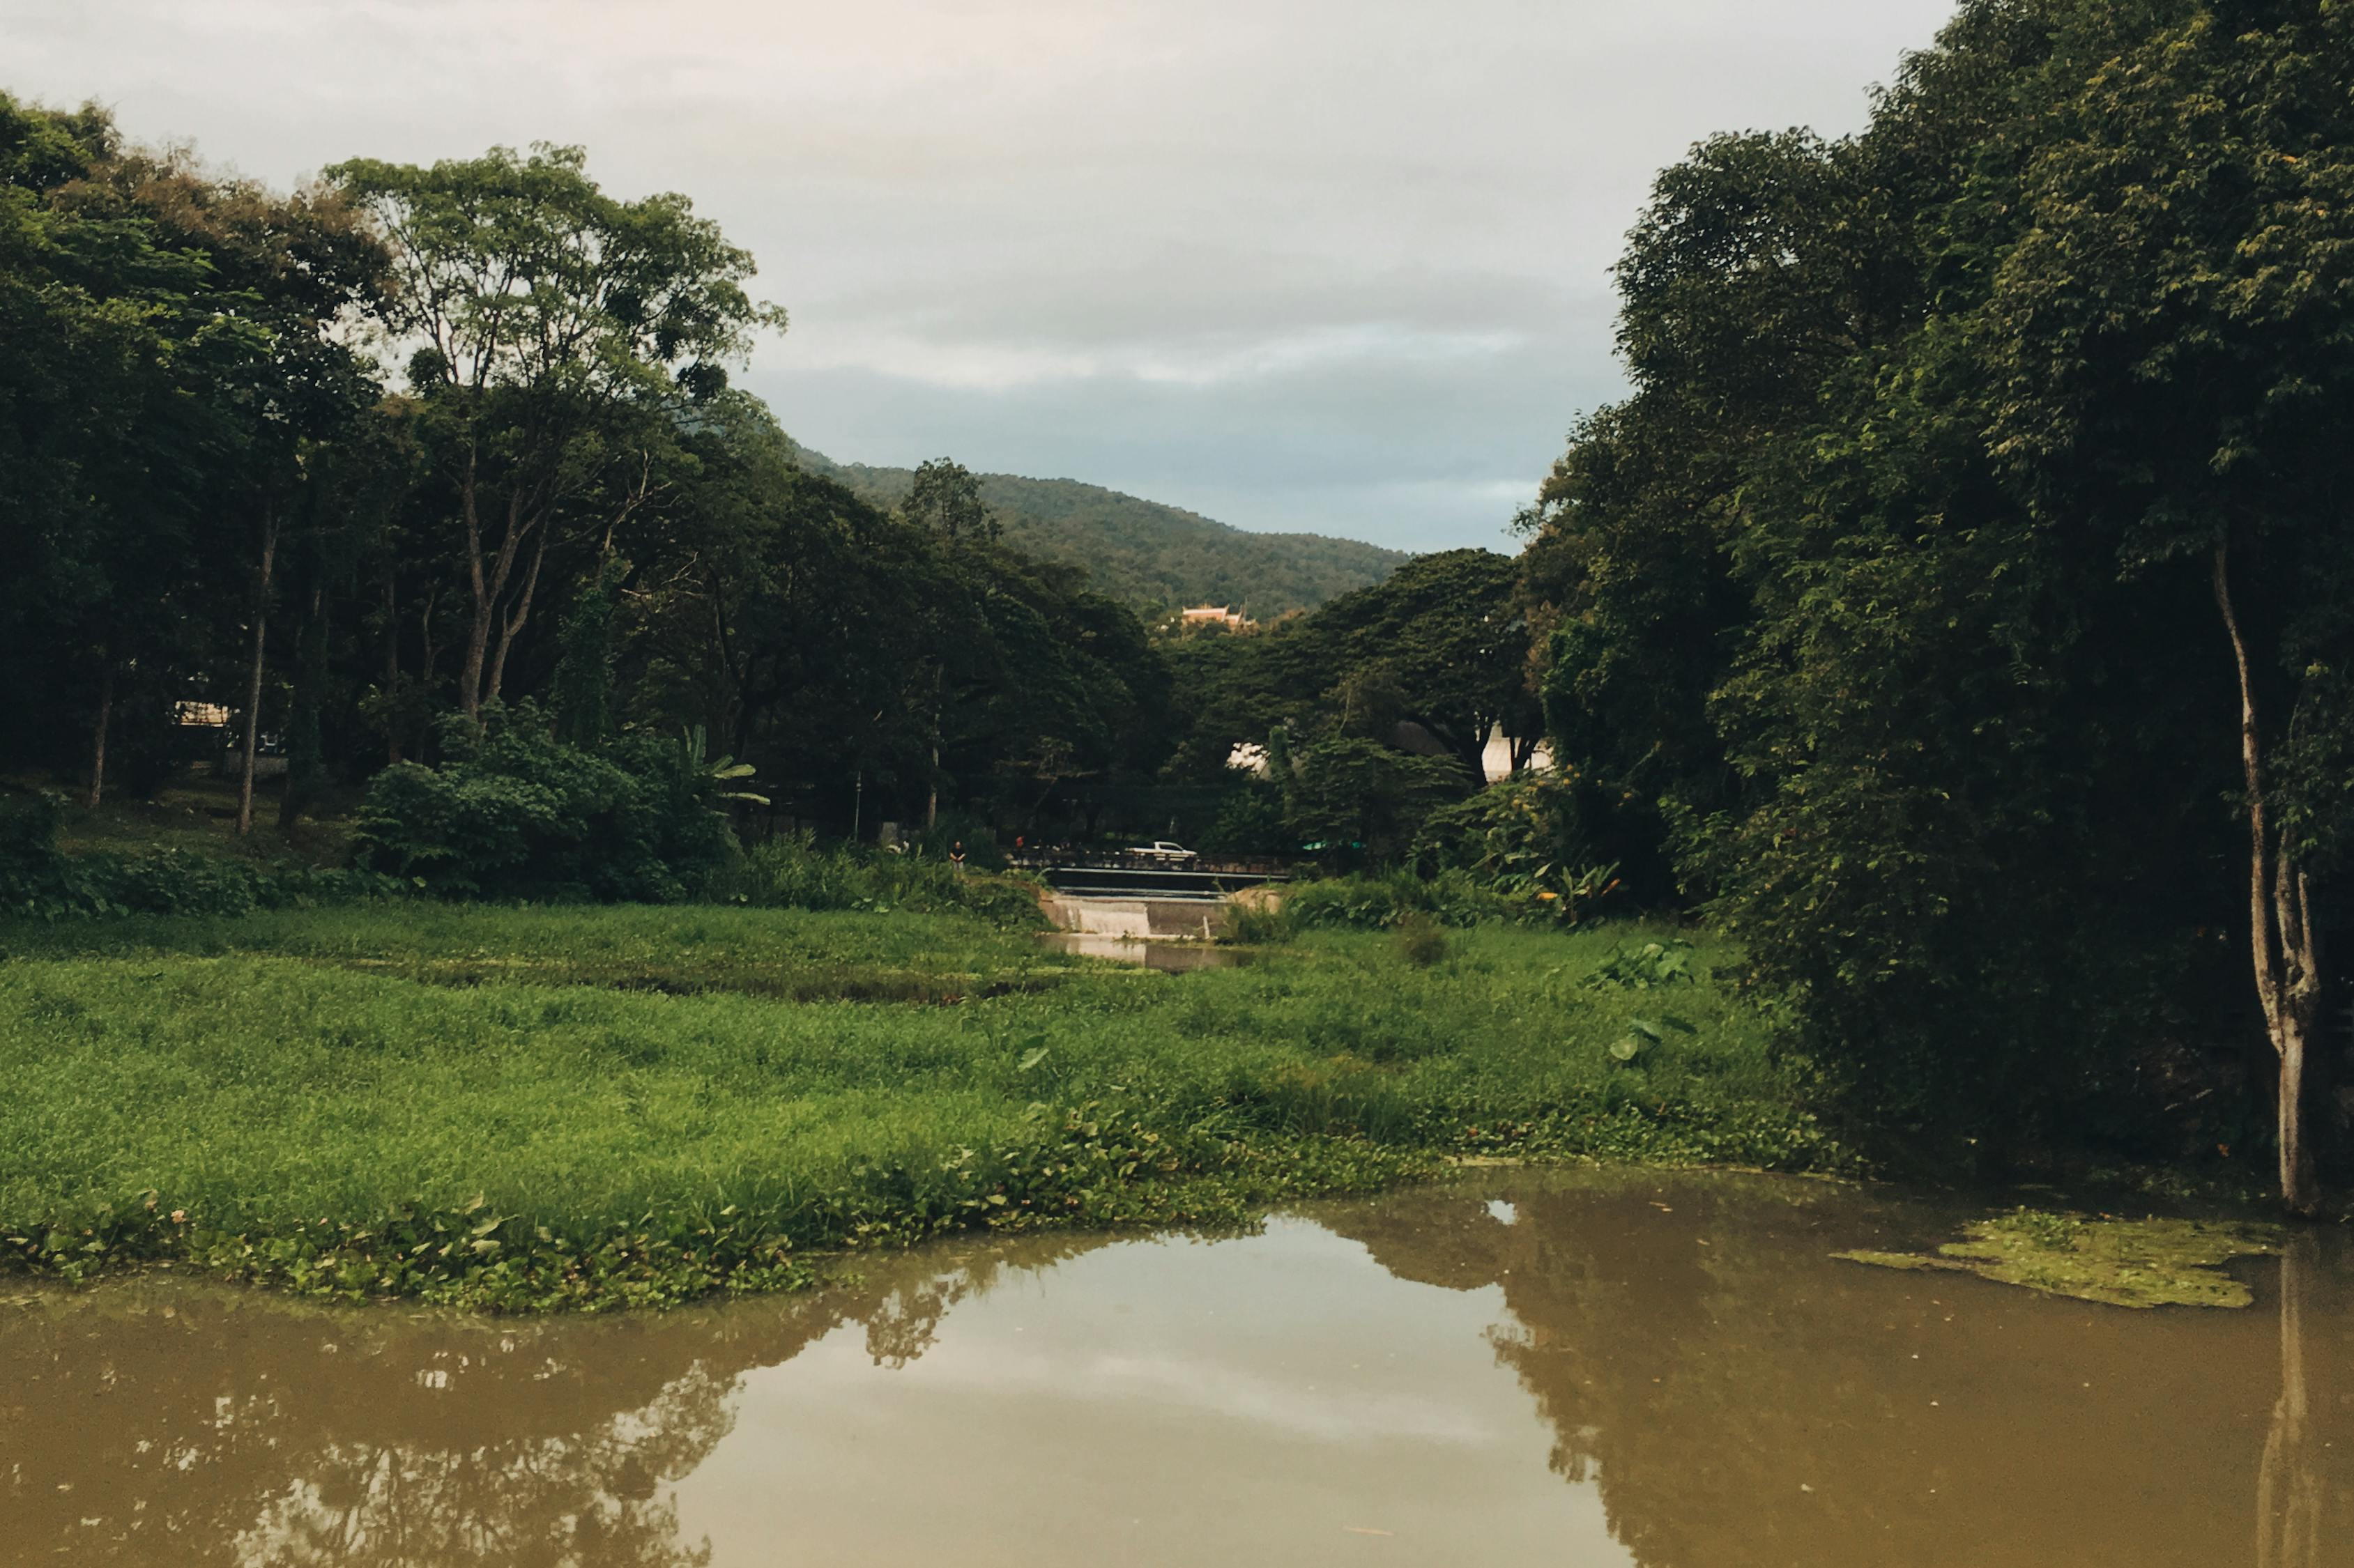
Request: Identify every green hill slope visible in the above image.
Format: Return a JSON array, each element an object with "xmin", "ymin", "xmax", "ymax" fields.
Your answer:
[{"xmin": 795, "ymin": 451, "xmax": 1407, "ymax": 615}]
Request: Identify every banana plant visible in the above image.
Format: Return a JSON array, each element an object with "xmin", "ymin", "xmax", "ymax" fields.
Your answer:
[{"xmin": 679, "ymin": 725, "xmax": 771, "ymax": 807}]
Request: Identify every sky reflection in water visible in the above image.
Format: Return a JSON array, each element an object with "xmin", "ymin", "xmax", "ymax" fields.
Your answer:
[{"xmin": 3, "ymin": 1167, "xmax": 2344, "ymax": 1567}]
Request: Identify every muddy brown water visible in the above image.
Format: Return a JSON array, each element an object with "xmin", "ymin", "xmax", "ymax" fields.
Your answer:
[{"xmin": 4, "ymin": 1168, "xmax": 2348, "ymax": 1567}]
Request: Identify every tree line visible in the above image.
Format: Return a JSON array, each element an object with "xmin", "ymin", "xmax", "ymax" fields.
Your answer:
[
  {"xmin": 0, "ymin": 108, "xmax": 1182, "ymax": 845},
  {"xmin": 0, "ymin": 95, "xmax": 1524, "ymax": 863},
  {"xmin": 1515, "ymin": 0, "xmax": 2354, "ymax": 1211},
  {"xmin": 6, "ymin": 0, "xmax": 2350, "ymax": 1213}
]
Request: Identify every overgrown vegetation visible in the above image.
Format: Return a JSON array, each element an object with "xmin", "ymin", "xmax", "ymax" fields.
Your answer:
[
  {"xmin": 1515, "ymin": 0, "xmax": 2354, "ymax": 1209},
  {"xmin": 353, "ymin": 705, "xmax": 740, "ymax": 901},
  {"xmin": 1836, "ymin": 1209, "xmax": 2284, "ymax": 1309},
  {"xmin": 0, "ymin": 907, "xmax": 1837, "ymax": 1309},
  {"xmin": 714, "ymin": 831, "xmax": 1045, "ymax": 925},
  {"xmin": 2, "ymin": 787, "xmax": 395, "ymax": 918}
]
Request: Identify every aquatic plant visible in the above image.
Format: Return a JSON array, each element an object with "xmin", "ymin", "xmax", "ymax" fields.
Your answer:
[{"xmin": 1836, "ymin": 1208, "xmax": 2283, "ymax": 1309}]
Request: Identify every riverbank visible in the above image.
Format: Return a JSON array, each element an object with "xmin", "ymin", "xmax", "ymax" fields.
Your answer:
[{"xmin": 0, "ymin": 905, "xmax": 1837, "ymax": 1309}]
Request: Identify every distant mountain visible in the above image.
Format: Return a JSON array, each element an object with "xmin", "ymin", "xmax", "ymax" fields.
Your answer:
[{"xmin": 794, "ymin": 450, "xmax": 1409, "ymax": 615}]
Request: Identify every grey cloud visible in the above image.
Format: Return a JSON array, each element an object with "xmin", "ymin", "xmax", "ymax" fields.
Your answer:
[{"xmin": 7, "ymin": 0, "xmax": 1962, "ymax": 551}]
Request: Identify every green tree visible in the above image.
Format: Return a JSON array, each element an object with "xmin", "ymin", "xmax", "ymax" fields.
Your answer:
[
  {"xmin": 1287, "ymin": 737, "xmax": 1469, "ymax": 867},
  {"xmin": 328, "ymin": 144, "xmax": 786, "ymax": 721},
  {"xmin": 1977, "ymin": 0, "xmax": 2354, "ymax": 1212},
  {"xmin": 1306, "ymin": 549, "xmax": 1538, "ymax": 785},
  {"xmin": 902, "ymin": 456, "xmax": 995, "ymax": 541}
]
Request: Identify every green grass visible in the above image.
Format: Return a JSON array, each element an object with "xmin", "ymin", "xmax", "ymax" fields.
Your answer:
[{"xmin": 0, "ymin": 905, "xmax": 1837, "ymax": 1310}]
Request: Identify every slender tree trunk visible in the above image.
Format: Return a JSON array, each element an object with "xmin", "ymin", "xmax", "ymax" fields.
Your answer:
[
  {"xmin": 2215, "ymin": 541, "xmax": 2325, "ymax": 1217},
  {"xmin": 85, "ymin": 660, "xmax": 114, "ymax": 809},
  {"xmin": 279, "ymin": 579, "xmax": 326, "ymax": 831},
  {"xmin": 484, "ymin": 524, "xmax": 549, "ymax": 709},
  {"xmin": 238, "ymin": 513, "xmax": 280, "ymax": 837},
  {"xmin": 458, "ymin": 447, "xmax": 488, "ymax": 721},
  {"xmin": 926, "ymin": 666, "xmax": 944, "ymax": 831},
  {"xmin": 383, "ymin": 571, "xmax": 402, "ymax": 765},
  {"xmin": 418, "ymin": 587, "xmax": 442, "ymax": 764},
  {"xmin": 456, "ymin": 450, "xmax": 530, "ymax": 723}
]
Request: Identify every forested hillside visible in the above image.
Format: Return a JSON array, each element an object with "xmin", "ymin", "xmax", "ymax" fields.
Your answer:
[{"xmin": 798, "ymin": 452, "xmax": 1406, "ymax": 613}]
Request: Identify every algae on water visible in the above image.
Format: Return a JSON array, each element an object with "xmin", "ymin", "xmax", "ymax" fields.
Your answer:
[{"xmin": 1835, "ymin": 1208, "xmax": 2282, "ymax": 1309}]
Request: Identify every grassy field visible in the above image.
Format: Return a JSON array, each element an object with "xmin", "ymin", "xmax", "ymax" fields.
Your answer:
[{"xmin": 0, "ymin": 904, "xmax": 1837, "ymax": 1309}]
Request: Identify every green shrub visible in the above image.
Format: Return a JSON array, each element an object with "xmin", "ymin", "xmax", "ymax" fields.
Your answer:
[
  {"xmin": 908, "ymin": 810, "xmax": 1007, "ymax": 870},
  {"xmin": 1412, "ymin": 770, "xmax": 1621, "ymax": 921},
  {"xmin": 353, "ymin": 705, "xmax": 738, "ymax": 902},
  {"xmin": 1, "ymin": 788, "xmax": 396, "ymax": 919},
  {"xmin": 1394, "ymin": 912, "xmax": 1448, "ymax": 967},
  {"xmin": 0, "ymin": 790, "xmax": 67, "ymax": 908},
  {"xmin": 717, "ymin": 831, "xmax": 1044, "ymax": 925},
  {"xmin": 1585, "ymin": 937, "xmax": 1699, "ymax": 990},
  {"xmin": 1221, "ymin": 896, "xmax": 1297, "ymax": 945},
  {"xmin": 1281, "ymin": 868, "xmax": 1522, "ymax": 930}
]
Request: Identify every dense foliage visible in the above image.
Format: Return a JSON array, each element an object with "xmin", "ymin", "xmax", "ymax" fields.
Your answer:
[
  {"xmin": 806, "ymin": 452, "xmax": 1407, "ymax": 615},
  {"xmin": 7, "ymin": 0, "xmax": 2350, "ymax": 1218},
  {"xmin": 0, "ymin": 101, "xmax": 1179, "ymax": 861},
  {"xmin": 1518, "ymin": 0, "xmax": 2354, "ymax": 1201}
]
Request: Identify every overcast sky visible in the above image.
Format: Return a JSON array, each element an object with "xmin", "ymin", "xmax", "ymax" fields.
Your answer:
[{"xmin": 8, "ymin": 0, "xmax": 1958, "ymax": 551}]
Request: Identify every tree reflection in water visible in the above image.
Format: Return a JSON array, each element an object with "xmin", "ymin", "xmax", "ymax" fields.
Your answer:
[
  {"xmin": 1326, "ymin": 1171, "xmax": 2352, "ymax": 1568},
  {"xmin": 2258, "ymin": 1230, "xmax": 2330, "ymax": 1568},
  {"xmin": 0, "ymin": 1236, "xmax": 1103, "ymax": 1567},
  {"xmin": 5, "ymin": 1178, "xmax": 2346, "ymax": 1568}
]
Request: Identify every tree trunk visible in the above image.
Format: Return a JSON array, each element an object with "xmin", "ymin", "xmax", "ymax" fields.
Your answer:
[
  {"xmin": 238, "ymin": 512, "xmax": 280, "ymax": 837},
  {"xmin": 456, "ymin": 450, "xmax": 531, "ymax": 723},
  {"xmin": 2215, "ymin": 541, "xmax": 2325, "ymax": 1217},
  {"xmin": 383, "ymin": 571, "xmax": 402, "ymax": 766},
  {"xmin": 926, "ymin": 666, "xmax": 945, "ymax": 831},
  {"xmin": 85, "ymin": 660, "xmax": 113, "ymax": 809},
  {"xmin": 484, "ymin": 525, "xmax": 549, "ymax": 710},
  {"xmin": 279, "ymin": 578, "xmax": 326, "ymax": 831},
  {"xmin": 418, "ymin": 587, "xmax": 443, "ymax": 764}
]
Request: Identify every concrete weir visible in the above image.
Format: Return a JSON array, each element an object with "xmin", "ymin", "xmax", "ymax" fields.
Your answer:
[{"xmin": 1039, "ymin": 895, "xmax": 1227, "ymax": 944}]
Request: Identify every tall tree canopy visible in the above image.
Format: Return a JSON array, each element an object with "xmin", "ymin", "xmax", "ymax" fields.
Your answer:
[
  {"xmin": 1520, "ymin": 0, "xmax": 2354, "ymax": 1208},
  {"xmin": 327, "ymin": 144, "xmax": 787, "ymax": 720}
]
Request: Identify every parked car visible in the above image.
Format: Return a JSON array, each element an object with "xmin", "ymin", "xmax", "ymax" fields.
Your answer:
[{"xmin": 1125, "ymin": 840, "xmax": 1199, "ymax": 863}]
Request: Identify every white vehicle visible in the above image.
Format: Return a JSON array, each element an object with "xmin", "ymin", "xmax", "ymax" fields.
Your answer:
[{"xmin": 1126, "ymin": 840, "xmax": 1199, "ymax": 863}]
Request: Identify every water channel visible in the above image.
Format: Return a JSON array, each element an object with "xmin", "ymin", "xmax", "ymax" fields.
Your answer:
[{"xmin": 4, "ymin": 1167, "xmax": 2346, "ymax": 1566}]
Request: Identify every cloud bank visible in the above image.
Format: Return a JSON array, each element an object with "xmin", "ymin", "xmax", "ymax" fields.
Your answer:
[{"xmin": 6, "ymin": 0, "xmax": 1959, "ymax": 548}]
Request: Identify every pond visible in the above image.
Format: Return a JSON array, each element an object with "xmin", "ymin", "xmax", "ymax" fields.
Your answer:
[{"xmin": 4, "ymin": 1168, "xmax": 2346, "ymax": 1566}]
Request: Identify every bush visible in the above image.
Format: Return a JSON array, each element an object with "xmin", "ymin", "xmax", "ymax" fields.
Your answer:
[
  {"xmin": 1393, "ymin": 912, "xmax": 1448, "ymax": 967},
  {"xmin": 0, "ymin": 790, "xmax": 65, "ymax": 904},
  {"xmin": 1412, "ymin": 771, "xmax": 1621, "ymax": 921},
  {"xmin": 352, "ymin": 705, "xmax": 738, "ymax": 902},
  {"xmin": 0, "ymin": 791, "xmax": 399, "ymax": 919},
  {"xmin": 716, "ymin": 831, "xmax": 1044, "ymax": 926},
  {"xmin": 1281, "ymin": 868, "xmax": 1522, "ymax": 930},
  {"xmin": 1220, "ymin": 892, "xmax": 1296, "ymax": 945}
]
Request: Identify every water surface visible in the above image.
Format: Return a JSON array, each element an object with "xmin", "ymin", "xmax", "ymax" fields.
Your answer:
[
  {"xmin": 4, "ymin": 1169, "xmax": 2346, "ymax": 1566},
  {"xmin": 1038, "ymin": 930, "xmax": 1236, "ymax": 971}
]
